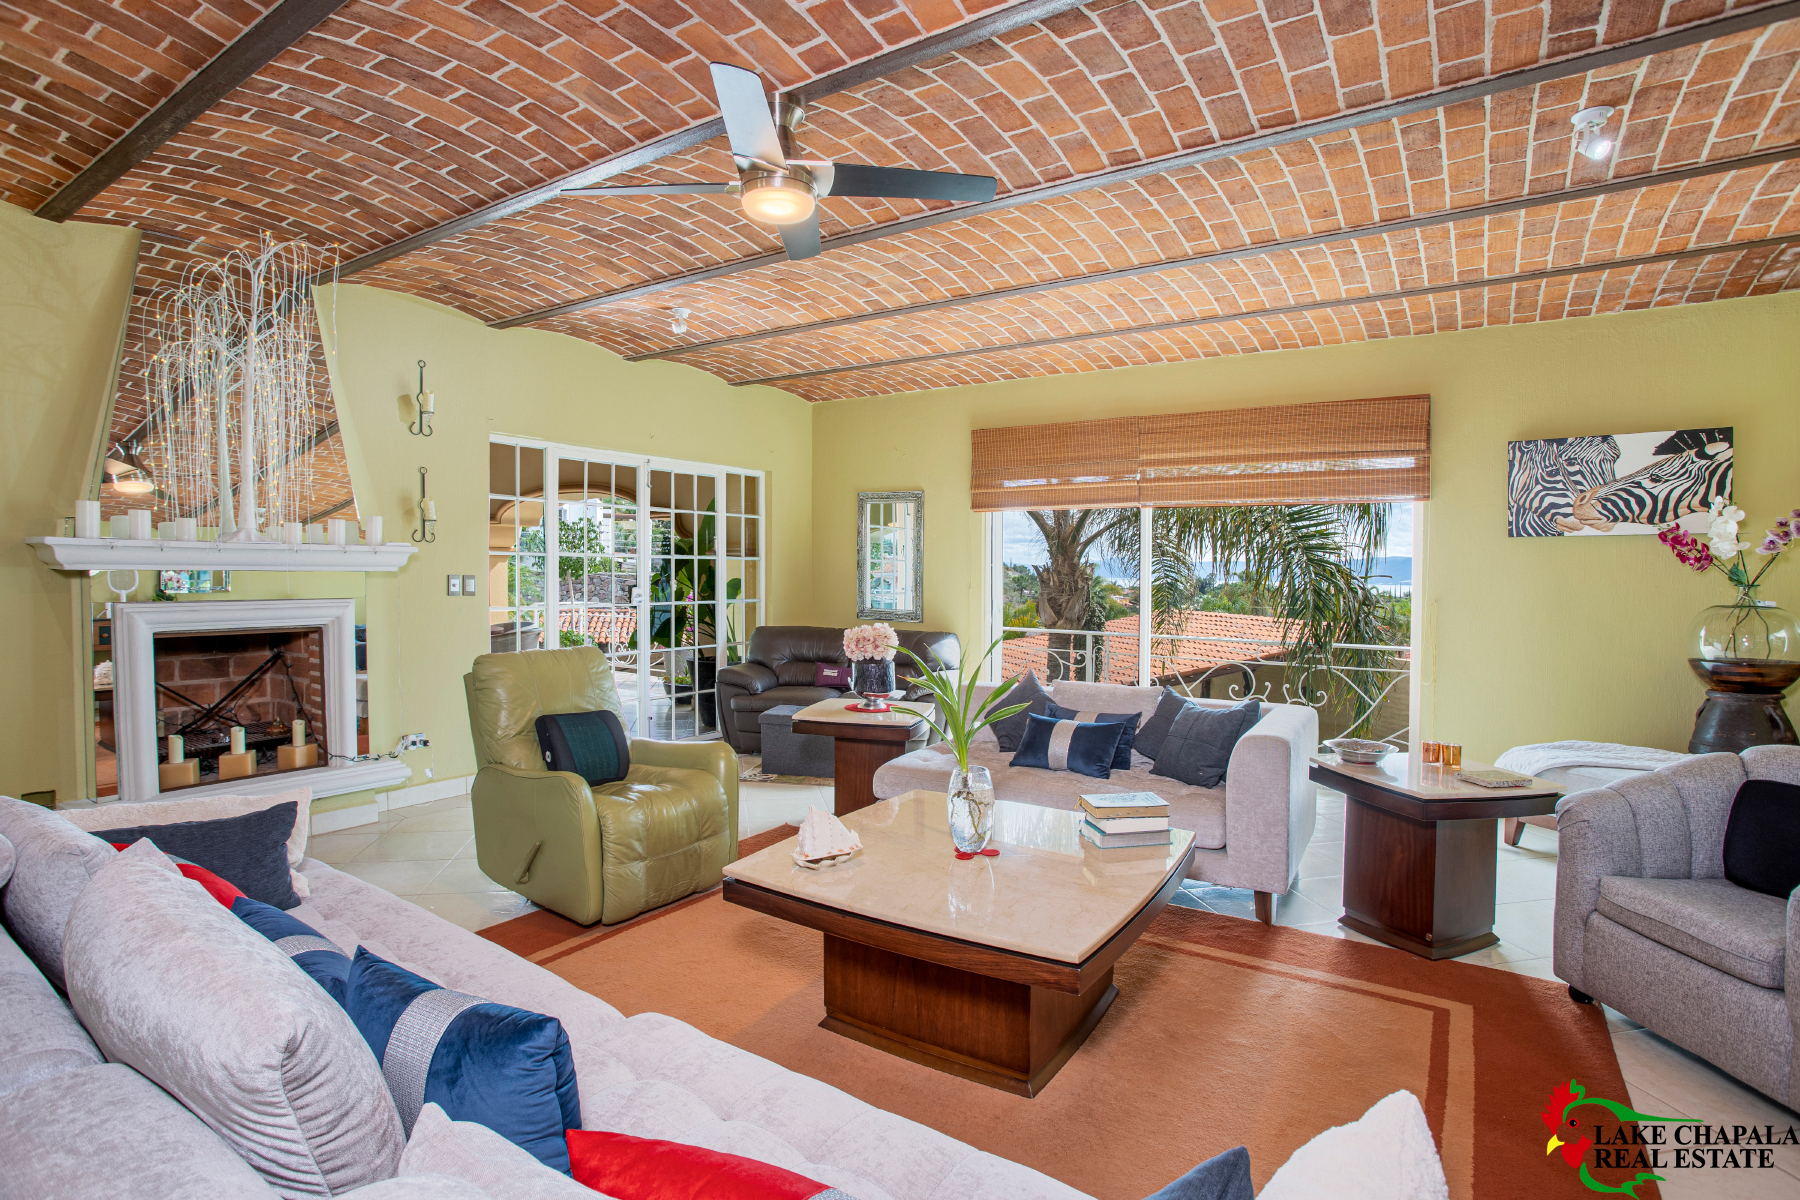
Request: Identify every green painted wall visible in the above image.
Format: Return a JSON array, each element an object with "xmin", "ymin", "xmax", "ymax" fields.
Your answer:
[
  {"xmin": 319, "ymin": 284, "xmax": 815, "ymax": 793},
  {"xmin": 0, "ymin": 203, "xmax": 138, "ymax": 802},
  {"xmin": 810, "ymin": 291, "xmax": 1800, "ymax": 763}
]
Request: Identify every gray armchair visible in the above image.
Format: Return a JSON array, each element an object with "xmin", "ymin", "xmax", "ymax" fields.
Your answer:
[{"xmin": 1554, "ymin": 745, "xmax": 1800, "ymax": 1109}]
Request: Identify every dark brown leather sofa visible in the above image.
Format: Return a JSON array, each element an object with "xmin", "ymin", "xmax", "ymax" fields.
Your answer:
[{"xmin": 715, "ymin": 626, "xmax": 960, "ymax": 753}]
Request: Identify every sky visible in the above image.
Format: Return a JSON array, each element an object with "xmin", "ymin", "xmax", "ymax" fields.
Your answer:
[{"xmin": 1000, "ymin": 504, "xmax": 1416, "ymax": 578}]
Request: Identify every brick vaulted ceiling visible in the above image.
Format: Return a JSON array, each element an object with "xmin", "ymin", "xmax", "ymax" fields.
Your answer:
[{"xmin": 4, "ymin": 1, "xmax": 1798, "ymax": 456}]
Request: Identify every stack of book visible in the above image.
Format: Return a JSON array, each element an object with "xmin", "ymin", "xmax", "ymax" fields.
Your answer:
[{"xmin": 1078, "ymin": 792, "xmax": 1172, "ymax": 848}]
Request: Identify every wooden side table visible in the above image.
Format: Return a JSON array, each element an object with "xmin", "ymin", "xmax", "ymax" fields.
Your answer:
[
  {"xmin": 791, "ymin": 698, "xmax": 926, "ymax": 816},
  {"xmin": 1309, "ymin": 753, "xmax": 1562, "ymax": 960}
]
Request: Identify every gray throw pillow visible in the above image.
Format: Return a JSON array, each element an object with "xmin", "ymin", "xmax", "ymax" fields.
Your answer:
[
  {"xmin": 988, "ymin": 670, "xmax": 1054, "ymax": 752},
  {"xmin": 1135, "ymin": 688, "xmax": 1195, "ymax": 762},
  {"xmin": 0, "ymin": 831, "xmax": 13, "ymax": 887},
  {"xmin": 0, "ymin": 797, "xmax": 116, "ymax": 990},
  {"xmin": 1152, "ymin": 701, "xmax": 1262, "ymax": 789},
  {"xmin": 64, "ymin": 839, "xmax": 404, "ymax": 1196}
]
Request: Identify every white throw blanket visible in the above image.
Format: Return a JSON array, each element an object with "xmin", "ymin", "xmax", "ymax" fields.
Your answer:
[{"xmin": 1495, "ymin": 740, "xmax": 1687, "ymax": 778}]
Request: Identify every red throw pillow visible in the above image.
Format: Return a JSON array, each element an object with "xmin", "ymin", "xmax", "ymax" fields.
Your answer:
[
  {"xmin": 109, "ymin": 842, "xmax": 246, "ymax": 907},
  {"xmin": 566, "ymin": 1130, "xmax": 851, "ymax": 1199}
]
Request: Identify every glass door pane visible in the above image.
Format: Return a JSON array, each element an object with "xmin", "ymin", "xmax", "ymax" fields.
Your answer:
[
  {"xmin": 554, "ymin": 456, "xmax": 643, "ymax": 735},
  {"xmin": 488, "ymin": 442, "xmax": 546, "ymax": 653}
]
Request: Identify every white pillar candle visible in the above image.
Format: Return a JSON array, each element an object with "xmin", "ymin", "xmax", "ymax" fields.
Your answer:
[
  {"xmin": 305, "ymin": 524, "xmax": 324, "ymax": 544},
  {"xmin": 292, "ymin": 718, "xmax": 305, "ymax": 747},
  {"xmin": 327, "ymin": 519, "xmax": 347, "ymax": 546},
  {"xmin": 75, "ymin": 501, "xmax": 101, "ymax": 539},
  {"xmin": 282, "ymin": 522, "xmax": 302, "ymax": 546},
  {"xmin": 229, "ymin": 726, "xmax": 246, "ymax": 755},
  {"xmin": 418, "ymin": 390, "xmax": 435, "ymax": 414},
  {"xmin": 174, "ymin": 517, "xmax": 197, "ymax": 541},
  {"xmin": 167, "ymin": 734, "xmax": 184, "ymax": 764},
  {"xmin": 128, "ymin": 510, "xmax": 153, "ymax": 541},
  {"xmin": 157, "ymin": 521, "xmax": 177, "ymax": 540},
  {"xmin": 362, "ymin": 516, "xmax": 382, "ymax": 545},
  {"xmin": 109, "ymin": 515, "xmax": 130, "ymax": 539},
  {"xmin": 422, "ymin": 499, "xmax": 436, "ymax": 522}
]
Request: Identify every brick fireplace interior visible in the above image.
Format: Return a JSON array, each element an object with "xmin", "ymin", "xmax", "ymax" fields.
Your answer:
[{"xmin": 152, "ymin": 627, "xmax": 327, "ymax": 787}]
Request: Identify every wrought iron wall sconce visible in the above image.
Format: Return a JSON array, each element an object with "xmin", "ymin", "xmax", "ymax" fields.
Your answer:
[
  {"xmin": 413, "ymin": 466, "xmax": 436, "ymax": 543},
  {"xmin": 409, "ymin": 359, "xmax": 435, "ymax": 436}
]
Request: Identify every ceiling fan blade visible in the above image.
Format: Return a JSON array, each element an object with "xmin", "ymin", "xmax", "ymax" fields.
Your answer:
[
  {"xmin": 777, "ymin": 211, "xmax": 821, "ymax": 260},
  {"xmin": 823, "ymin": 163, "xmax": 997, "ymax": 202},
  {"xmin": 561, "ymin": 183, "xmax": 734, "ymax": 196},
  {"xmin": 708, "ymin": 62, "xmax": 785, "ymax": 168}
]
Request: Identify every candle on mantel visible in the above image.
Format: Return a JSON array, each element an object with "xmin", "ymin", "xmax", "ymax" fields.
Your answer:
[
  {"xmin": 422, "ymin": 500, "xmax": 437, "ymax": 521},
  {"xmin": 363, "ymin": 516, "xmax": 382, "ymax": 545},
  {"xmin": 128, "ymin": 510, "xmax": 153, "ymax": 541},
  {"xmin": 328, "ymin": 519, "xmax": 347, "ymax": 546},
  {"xmin": 283, "ymin": 522, "xmax": 302, "ymax": 547},
  {"xmin": 167, "ymin": 734, "xmax": 184, "ymax": 764},
  {"xmin": 292, "ymin": 719, "xmax": 306, "ymax": 747},
  {"xmin": 175, "ymin": 517, "xmax": 197, "ymax": 541},
  {"xmin": 229, "ymin": 726, "xmax": 246, "ymax": 755},
  {"xmin": 109, "ymin": 515, "xmax": 129, "ymax": 539},
  {"xmin": 75, "ymin": 501, "xmax": 102, "ymax": 539}
]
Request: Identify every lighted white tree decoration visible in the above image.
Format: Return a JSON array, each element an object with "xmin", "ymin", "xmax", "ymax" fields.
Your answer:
[{"xmin": 141, "ymin": 237, "xmax": 336, "ymax": 539}]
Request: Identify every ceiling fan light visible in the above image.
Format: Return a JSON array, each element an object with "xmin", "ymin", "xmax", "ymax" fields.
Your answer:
[
  {"xmin": 112, "ymin": 475, "xmax": 155, "ymax": 494},
  {"xmin": 740, "ymin": 178, "xmax": 815, "ymax": 225}
]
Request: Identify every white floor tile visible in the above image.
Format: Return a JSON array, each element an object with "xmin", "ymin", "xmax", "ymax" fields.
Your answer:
[
  {"xmin": 306, "ymin": 833, "xmax": 380, "ymax": 864},
  {"xmin": 337, "ymin": 859, "xmax": 447, "ymax": 894},
  {"xmin": 354, "ymin": 830, "xmax": 474, "ymax": 863},
  {"xmin": 409, "ymin": 890, "xmax": 537, "ymax": 932},
  {"xmin": 419, "ymin": 858, "xmax": 510, "ymax": 895}
]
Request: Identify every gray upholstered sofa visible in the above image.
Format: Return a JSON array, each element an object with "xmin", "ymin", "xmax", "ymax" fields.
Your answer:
[
  {"xmin": 1553, "ymin": 745, "xmax": 1800, "ymax": 1109},
  {"xmin": 873, "ymin": 680, "xmax": 1320, "ymax": 918}
]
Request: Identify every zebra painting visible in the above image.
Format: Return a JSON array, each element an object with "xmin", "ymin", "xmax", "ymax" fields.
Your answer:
[{"xmin": 1507, "ymin": 427, "xmax": 1733, "ymax": 538}]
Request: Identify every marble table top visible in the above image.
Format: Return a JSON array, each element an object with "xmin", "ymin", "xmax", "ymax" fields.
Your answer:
[
  {"xmin": 1310, "ymin": 752, "xmax": 1564, "ymax": 799},
  {"xmin": 790, "ymin": 697, "xmax": 928, "ymax": 730},
  {"xmin": 723, "ymin": 790, "xmax": 1194, "ymax": 963}
]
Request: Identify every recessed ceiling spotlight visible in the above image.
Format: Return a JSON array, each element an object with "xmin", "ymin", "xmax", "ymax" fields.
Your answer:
[
  {"xmin": 670, "ymin": 307, "xmax": 692, "ymax": 336},
  {"xmin": 1571, "ymin": 105, "xmax": 1617, "ymax": 162}
]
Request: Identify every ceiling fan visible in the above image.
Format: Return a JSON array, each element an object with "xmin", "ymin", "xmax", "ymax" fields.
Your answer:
[{"xmin": 561, "ymin": 62, "xmax": 998, "ymax": 260}]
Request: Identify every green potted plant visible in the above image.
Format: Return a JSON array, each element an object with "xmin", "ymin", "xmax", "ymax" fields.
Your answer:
[{"xmin": 896, "ymin": 638, "xmax": 1029, "ymax": 853}]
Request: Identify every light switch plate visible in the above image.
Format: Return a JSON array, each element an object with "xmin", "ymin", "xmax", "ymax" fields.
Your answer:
[
  {"xmin": 462, "ymin": 575, "xmax": 477, "ymax": 597},
  {"xmin": 446, "ymin": 574, "xmax": 461, "ymax": 596}
]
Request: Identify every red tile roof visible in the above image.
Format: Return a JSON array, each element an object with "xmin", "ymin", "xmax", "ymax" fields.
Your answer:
[{"xmin": 1001, "ymin": 608, "xmax": 1295, "ymax": 685}]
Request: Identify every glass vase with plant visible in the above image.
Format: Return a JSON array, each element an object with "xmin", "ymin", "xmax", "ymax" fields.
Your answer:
[
  {"xmin": 1658, "ymin": 502, "xmax": 1800, "ymax": 663},
  {"xmin": 896, "ymin": 639, "xmax": 1029, "ymax": 854}
]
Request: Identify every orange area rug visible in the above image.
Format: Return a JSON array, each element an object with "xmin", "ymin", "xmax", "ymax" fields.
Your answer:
[{"xmin": 482, "ymin": 828, "xmax": 1650, "ymax": 1200}]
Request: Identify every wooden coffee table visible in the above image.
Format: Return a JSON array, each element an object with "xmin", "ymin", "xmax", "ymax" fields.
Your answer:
[
  {"xmin": 1309, "ymin": 752, "xmax": 1563, "ymax": 960},
  {"xmin": 722, "ymin": 790, "xmax": 1194, "ymax": 1097},
  {"xmin": 790, "ymin": 698, "xmax": 926, "ymax": 816}
]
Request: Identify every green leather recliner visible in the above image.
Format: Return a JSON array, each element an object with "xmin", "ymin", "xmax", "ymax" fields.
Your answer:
[{"xmin": 463, "ymin": 646, "xmax": 739, "ymax": 926}]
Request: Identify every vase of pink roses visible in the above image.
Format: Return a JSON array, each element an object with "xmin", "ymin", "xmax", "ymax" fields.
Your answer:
[
  {"xmin": 1658, "ymin": 501, "xmax": 1800, "ymax": 752},
  {"xmin": 844, "ymin": 622, "xmax": 900, "ymax": 711}
]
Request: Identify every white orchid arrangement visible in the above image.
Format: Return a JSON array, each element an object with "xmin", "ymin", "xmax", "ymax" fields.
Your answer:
[
  {"xmin": 1657, "ymin": 499, "xmax": 1797, "ymax": 592},
  {"xmin": 843, "ymin": 622, "xmax": 900, "ymax": 661}
]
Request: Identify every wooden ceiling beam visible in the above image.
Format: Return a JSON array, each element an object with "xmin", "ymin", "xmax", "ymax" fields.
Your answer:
[
  {"xmin": 492, "ymin": 0, "xmax": 1800, "ymax": 331},
  {"xmin": 727, "ymin": 235, "xmax": 1800, "ymax": 388},
  {"xmin": 34, "ymin": 0, "xmax": 353, "ymax": 222},
  {"xmin": 627, "ymin": 145, "xmax": 1800, "ymax": 362}
]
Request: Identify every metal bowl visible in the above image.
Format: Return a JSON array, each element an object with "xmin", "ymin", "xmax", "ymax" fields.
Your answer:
[{"xmin": 1325, "ymin": 737, "xmax": 1394, "ymax": 765}]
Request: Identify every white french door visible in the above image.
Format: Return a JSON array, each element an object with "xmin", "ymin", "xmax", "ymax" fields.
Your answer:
[{"xmin": 488, "ymin": 437, "xmax": 763, "ymax": 741}]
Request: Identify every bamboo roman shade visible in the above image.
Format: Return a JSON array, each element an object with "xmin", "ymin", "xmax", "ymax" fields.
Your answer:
[{"xmin": 970, "ymin": 395, "xmax": 1430, "ymax": 511}]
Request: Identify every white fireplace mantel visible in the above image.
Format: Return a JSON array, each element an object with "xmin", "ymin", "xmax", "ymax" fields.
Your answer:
[
  {"xmin": 27, "ymin": 536, "xmax": 416, "ymax": 573},
  {"xmin": 112, "ymin": 598, "xmax": 408, "ymax": 803}
]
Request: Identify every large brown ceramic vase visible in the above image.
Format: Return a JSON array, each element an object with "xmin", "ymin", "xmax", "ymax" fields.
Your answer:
[{"xmin": 1686, "ymin": 589, "xmax": 1800, "ymax": 753}]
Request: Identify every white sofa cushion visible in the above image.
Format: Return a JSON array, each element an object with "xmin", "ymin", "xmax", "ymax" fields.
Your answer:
[
  {"xmin": 1259, "ymin": 1090, "xmax": 1447, "ymax": 1200},
  {"xmin": 0, "ymin": 922, "xmax": 103, "ymax": 1100},
  {"xmin": 64, "ymin": 841, "xmax": 404, "ymax": 1197},
  {"xmin": 0, "ymin": 796, "xmax": 115, "ymax": 989},
  {"xmin": 400, "ymin": 1103, "xmax": 590, "ymax": 1198}
]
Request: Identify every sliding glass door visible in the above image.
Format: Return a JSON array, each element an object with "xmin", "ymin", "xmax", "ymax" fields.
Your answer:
[{"xmin": 489, "ymin": 437, "xmax": 763, "ymax": 741}]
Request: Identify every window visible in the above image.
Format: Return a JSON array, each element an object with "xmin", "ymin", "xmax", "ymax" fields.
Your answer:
[{"xmin": 489, "ymin": 437, "xmax": 763, "ymax": 740}]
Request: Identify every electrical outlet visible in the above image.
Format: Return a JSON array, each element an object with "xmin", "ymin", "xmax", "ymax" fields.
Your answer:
[
  {"xmin": 446, "ymin": 574, "xmax": 461, "ymax": 596},
  {"xmin": 398, "ymin": 733, "xmax": 430, "ymax": 752}
]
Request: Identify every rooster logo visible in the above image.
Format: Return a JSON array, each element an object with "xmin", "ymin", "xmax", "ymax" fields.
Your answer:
[{"xmin": 1541, "ymin": 1078, "xmax": 1698, "ymax": 1195}]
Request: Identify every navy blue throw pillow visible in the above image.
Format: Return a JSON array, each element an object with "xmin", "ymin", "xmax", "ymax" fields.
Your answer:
[
  {"xmin": 347, "ymin": 948, "xmax": 580, "ymax": 1173},
  {"xmin": 231, "ymin": 895, "xmax": 351, "ymax": 1007},
  {"xmin": 1151, "ymin": 701, "xmax": 1261, "ymax": 789},
  {"xmin": 88, "ymin": 801, "xmax": 299, "ymax": 909},
  {"xmin": 1142, "ymin": 1146, "xmax": 1253, "ymax": 1199},
  {"xmin": 1010, "ymin": 713, "xmax": 1126, "ymax": 780},
  {"xmin": 1047, "ymin": 702, "xmax": 1143, "ymax": 771},
  {"xmin": 988, "ymin": 671, "xmax": 1054, "ymax": 752},
  {"xmin": 535, "ymin": 710, "xmax": 630, "ymax": 785}
]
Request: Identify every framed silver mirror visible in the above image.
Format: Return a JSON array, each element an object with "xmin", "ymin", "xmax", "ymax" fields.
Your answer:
[{"xmin": 857, "ymin": 491, "xmax": 923, "ymax": 623}]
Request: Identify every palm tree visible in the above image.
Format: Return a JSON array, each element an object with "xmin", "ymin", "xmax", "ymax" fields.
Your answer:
[{"xmin": 1017, "ymin": 503, "xmax": 1404, "ymax": 729}]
